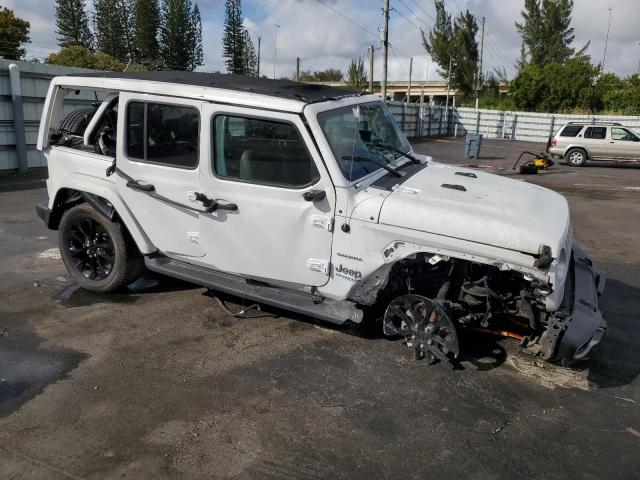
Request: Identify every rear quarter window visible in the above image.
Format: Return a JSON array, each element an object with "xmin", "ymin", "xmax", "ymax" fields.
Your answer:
[{"xmin": 559, "ymin": 125, "xmax": 583, "ymax": 137}]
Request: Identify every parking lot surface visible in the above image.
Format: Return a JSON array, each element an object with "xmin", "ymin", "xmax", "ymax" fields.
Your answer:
[{"xmin": 1, "ymin": 138, "xmax": 639, "ymax": 479}]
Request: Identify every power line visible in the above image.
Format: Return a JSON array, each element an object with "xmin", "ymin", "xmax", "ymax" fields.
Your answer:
[
  {"xmin": 395, "ymin": 0, "xmax": 432, "ymax": 29},
  {"xmin": 314, "ymin": 0, "xmax": 378, "ymax": 40},
  {"xmin": 407, "ymin": 0, "xmax": 436, "ymax": 23}
]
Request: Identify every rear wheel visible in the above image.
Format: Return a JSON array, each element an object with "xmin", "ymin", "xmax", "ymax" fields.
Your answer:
[
  {"xmin": 58, "ymin": 203, "xmax": 142, "ymax": 293},
  {"xmin": 566, "ymin": 148, "xmax": 587, "ymax": 167}
]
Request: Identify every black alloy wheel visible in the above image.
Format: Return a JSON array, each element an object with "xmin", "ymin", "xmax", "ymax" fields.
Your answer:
[{"xmin": 67, "ymin": 216, "xmax": 115, "ymax": 281}]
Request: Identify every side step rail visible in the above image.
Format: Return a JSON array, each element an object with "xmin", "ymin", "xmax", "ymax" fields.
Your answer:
[{"xmin": 144, "ymin": 256, "xmax": 363, "ymax": 325}]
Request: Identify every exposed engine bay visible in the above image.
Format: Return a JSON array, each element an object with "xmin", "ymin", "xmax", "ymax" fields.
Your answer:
[{"xmin": 377, "ymin": 252, "xmax": 604, "ymax": 366}]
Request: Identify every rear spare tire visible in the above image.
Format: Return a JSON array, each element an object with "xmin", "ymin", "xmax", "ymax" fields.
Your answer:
[
  {"xmin": 59, "ymin": 106, "xmax": 97, "ymax": 136},
  {"xmin": 58, "ymin": 203, "xmax": 142, "ymax": 293}
]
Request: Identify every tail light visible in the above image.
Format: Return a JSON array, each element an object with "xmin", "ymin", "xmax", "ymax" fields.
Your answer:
[{"xmin": 551, "ymin": 138, "xmax": 557, "ymax": 146}]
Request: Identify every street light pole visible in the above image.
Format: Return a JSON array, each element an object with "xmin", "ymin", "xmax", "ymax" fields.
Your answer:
[
  {"xmin": 273, "ymin": 24, "xmax": 280, "ymax": 79},
  {"xmin": 602, "ymin": 8, "xmax": 612, "ymax": 71},
  {"xmin": 637, "ymin": 42, "xmax": 640, "ymax": 76}
]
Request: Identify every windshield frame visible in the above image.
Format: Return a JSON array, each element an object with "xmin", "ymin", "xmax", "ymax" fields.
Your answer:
[{"xmin": 313, "ymin": 100, "xmax": 412, "ymax": 185}]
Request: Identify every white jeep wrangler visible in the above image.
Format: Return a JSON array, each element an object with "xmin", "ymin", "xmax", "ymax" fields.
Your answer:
[{"xmin": 36, "ymin": 72, "xmax": 606, "ymax": 365}]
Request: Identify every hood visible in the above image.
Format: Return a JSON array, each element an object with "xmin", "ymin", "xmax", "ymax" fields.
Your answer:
[{"xmin": 378, "ymin": 162, "xmax": 570, "ymax": 257}]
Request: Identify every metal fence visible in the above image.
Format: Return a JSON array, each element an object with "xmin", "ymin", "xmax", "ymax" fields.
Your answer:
[
  {"xmin": 450, "ymin": 107, "xmax": 640, "ymax": 143},
  {"xmin": 0, "ymin": 60, "xmax": 100, "ymax": 173}
]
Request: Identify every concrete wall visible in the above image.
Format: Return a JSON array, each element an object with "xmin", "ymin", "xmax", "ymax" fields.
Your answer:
[{"xmin": 0, "ymin": 60, "xmax": 97, "ymax": 172}]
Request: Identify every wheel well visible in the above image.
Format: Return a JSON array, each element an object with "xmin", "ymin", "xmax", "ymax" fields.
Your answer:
[{"xmin": 49, "ymin": 189, "xmax": 140, "ymax": 254}]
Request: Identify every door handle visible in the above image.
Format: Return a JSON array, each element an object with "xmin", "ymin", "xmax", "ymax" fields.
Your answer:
[
  {"xmin": 302, "ymin": 190, "xmax": 326, "ymax": 202},
  {"xmin": 194, "ymin": 192, "xmax": 238, "ymax": 213},
  {"xmin": 126, "ymin": 180, "xmax": 155, "ymax": 192}
]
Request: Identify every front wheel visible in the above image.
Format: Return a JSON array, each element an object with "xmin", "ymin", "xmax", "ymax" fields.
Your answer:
[
  {"xmin": 58, "ymin": 203, "xmax": 143, "ymax": 292},
  {"xmin": 566, "ymin": 148, "xmax": 587, "ymax": 167}
]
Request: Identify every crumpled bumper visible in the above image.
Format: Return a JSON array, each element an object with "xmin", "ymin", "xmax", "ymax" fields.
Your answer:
[{"xmin": 539, "ymin": 245, "xmax": 607, "ymax": 364}]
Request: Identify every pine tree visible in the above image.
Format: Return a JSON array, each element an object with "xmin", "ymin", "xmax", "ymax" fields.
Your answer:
[
  {"xmin": 55, "ymin": 0, "xmax": 93, "ymax": 49},
  {"xmin": 94, "ymin": 0, "xmax": 130, "ymax": 62},
  {"xmin": 223, "ymin": 0, "xmax": 246, "ymax": 74},
  {"xmin": 160, "ymin": 0, "xmax": 202, "ymax": 71},
  {"xmin": 188, "ymin": 3, "xmax": 203, "ymax": 71},
  {"xmin": 133, "ymin": 0, "xmax": 160, "ymax": 67},
  {"xmin": 450, "ymin": 10, "xmax": 479, "ymax": 98},
  {"xmin": 422, "ymin": 0, "xmax": 453, "ymax": 79},
  {"xmin": 422, "ymin": 1, "xmax": 478, "ymax": 98},
  {"xmin": 242, "ymin": 29, "xmax": 257, "ymax": 76},
  {"xmin": 516, "ymin": 0, "xmax": 586, "ymax": 65}
]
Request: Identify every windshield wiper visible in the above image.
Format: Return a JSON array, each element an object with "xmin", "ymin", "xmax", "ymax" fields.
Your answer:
[
  {"xmin": 341, "ymin": 155, "xmax": 402, "ymax": 178},
  {"xmin": 368, "ymin": 142, "xmax": 421, "ymax": 165}
]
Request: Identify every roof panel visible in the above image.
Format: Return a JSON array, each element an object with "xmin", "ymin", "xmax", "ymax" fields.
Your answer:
[{"xmin": 65, "ymin": 71, "xmax": 358, "ymax": 104}]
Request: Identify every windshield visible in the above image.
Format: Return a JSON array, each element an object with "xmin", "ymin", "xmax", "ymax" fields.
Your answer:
[{"xmin": 317, "ymin": 101, "xmax": 411, "ymax": 182}]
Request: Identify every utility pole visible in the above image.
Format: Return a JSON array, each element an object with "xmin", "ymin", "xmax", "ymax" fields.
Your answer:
[
  {"xmin": 273, "ymin": 24, "xmax": 280, "ymax": 79},
  {"xmin": 602, "ymin": 8, "xmax": 613, "ymax": 71},
  {"xmin": 369, "ymin": 44, "xmax": 374, "ymax": 92},
  {"xmin": 475, "ymin": 16, "xmax": 485, "ymax": 110},
  {"xmin": 407, "ymin": 57, "xmax": 413, "ymax": 103},
  {"xmin": 637, "ymin": 42, "xmax": 640, "ymax": 75},
  {"xmin": 445, "ymin": 56, "xmax": 452, "ymax": 111},
  {"xmin": 296, "ymin": 57, "xmax": 300, "ymax": 82},
  {"xmin": 257, "ymin": 36, "xmax": 261, "ymax": 77},
  {"xmin": 381, "ymin": 0, "xmax": 390, "ymax": 101}
]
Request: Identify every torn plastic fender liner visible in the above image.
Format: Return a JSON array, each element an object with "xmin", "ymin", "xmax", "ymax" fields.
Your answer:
[
  {"xmin": 80, "ymin": 192, "xmax": 116, "ymax": 222},
  {"xmin": 539, "ymin": 246, "xmax": 607, "ymax": 363}
]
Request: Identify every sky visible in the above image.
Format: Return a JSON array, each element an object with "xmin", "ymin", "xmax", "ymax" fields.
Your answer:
[{"xmin": 4, "ymin": 0, "xmax": 638, "ymax": 81}]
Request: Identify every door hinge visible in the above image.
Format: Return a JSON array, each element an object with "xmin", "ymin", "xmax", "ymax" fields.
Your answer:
[
  {"xmin": 311, "ymin": 215, "xmax": 334, "ymax": 232},
  {"xmin": 307, "ymin": 258, "xmax": 330, "ymax": 275},
  {"xmin": 188, "ymin": 232, "xmax": 200, "ymax": 243}
]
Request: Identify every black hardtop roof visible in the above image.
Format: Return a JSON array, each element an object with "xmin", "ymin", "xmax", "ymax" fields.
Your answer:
[{"xmin": 66, "ymin": 71, "xmax": 359, "ymax": 103}]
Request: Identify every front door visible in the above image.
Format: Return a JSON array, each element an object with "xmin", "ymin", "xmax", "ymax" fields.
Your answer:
[
  {"xmin": 198, "ymin": 105, "xmax": 335, "ymax": 286},
  {"xmin": 116, "ymin": 93, "xmax": 204, "ymax": 257},
  {"xmin": 609, "ymin": 127, "xmax": 640, "ymax": 159}
]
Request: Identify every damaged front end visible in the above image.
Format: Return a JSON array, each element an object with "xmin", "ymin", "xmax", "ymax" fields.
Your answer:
[
  {"xmin": 377, "ymin": 246, "xmax": 606, "ymax": 366},
  {"xmin": 526, "ymin": 246, "xmax": 606, "ymax": 364}
]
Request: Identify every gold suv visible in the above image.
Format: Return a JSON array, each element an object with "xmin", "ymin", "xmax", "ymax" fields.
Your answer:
[{"xmin": 547, "ymin": 122, "xmax": 640, "ymax": 166}]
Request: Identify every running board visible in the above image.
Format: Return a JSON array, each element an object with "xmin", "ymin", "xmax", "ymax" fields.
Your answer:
[{"xmin": 144, "ymin": 256, "xmax": 363, "ymax": 325}]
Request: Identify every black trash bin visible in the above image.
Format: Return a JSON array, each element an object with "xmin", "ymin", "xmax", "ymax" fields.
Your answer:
[{"xmin": 464, "ymin": 133, "xmax": 483, "ymax": 159}]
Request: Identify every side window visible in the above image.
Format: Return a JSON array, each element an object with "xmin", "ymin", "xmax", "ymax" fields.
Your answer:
[
  {"xmin": 212, "ymin": 115, "xmax": 320, "ymax": 188},
  {"xmin": 560, "ymin": 125, "xmax": 583, "ymax": 137},
  {"xmin": 126, "ymin": 101, "xmax": 199, "ymax": 168},
  {"xmin": 584, "ymin": 127, "xmax": 607, "ymax": 139},
  {"xmin": 612, "ymin": 128, "xmax": 639, "ymax": 142}
]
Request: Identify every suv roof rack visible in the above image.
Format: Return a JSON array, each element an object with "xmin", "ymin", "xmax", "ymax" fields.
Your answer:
[{"xmin": 567, "ymin": 121, "xmax": 623, "ymax": 126}]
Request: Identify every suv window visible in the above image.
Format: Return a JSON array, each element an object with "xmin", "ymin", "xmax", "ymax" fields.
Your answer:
[
  {"xmin": 213, "ymin": 115, "xmax": 319, "ymax": 188},
  {"xmin": 126, "ymin": 102, "xmax": 199, "ymax": 168},
  {"xmin": 612, "ymin": 127, "xmax": 639, "ymax": 142},
  {"xmin": 584, "ymin": 127, "xmax": 607, "ymax": 139},
  {"xmin": 559, "ymin": 125, "xmax": 583, "ymax": 137}
]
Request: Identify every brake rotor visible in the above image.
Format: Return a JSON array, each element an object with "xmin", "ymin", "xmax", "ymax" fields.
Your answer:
[{"xmin": 383, "ymin": 295, "xmax": 460, "ymax": 364}]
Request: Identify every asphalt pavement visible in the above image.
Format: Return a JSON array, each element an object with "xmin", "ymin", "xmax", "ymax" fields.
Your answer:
[{"xmin": 0, "ymin": 140, "xmax": 639, "ymax": 479}]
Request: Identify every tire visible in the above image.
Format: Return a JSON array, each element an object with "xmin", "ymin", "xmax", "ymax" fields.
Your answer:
[
  {"xmin": 58, "ymin": 203, "xmax": 142, "ymax": 293},
  {"xmin": 59, "ymin": 106, "xmax": 97, "ymax": 136},
  {"xmin": 566, "ymin": 148, "xmax": 587, "ymax": 167}
]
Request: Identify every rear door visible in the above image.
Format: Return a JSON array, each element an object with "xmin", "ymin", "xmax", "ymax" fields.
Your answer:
[
  {"xmin": 609, "ymin": 127, "xmax": 640, "ymax": 159},
  {"xmin": 581, "ymin": 126, "xmax": 608, "ymax": 158},
  {"xmin": 116, "ymin": 92, "xmax": 204, "ymax": 257},
  {"xmin": 197, "ymin": 104, "xmax": 336, "ymax": 286}
]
